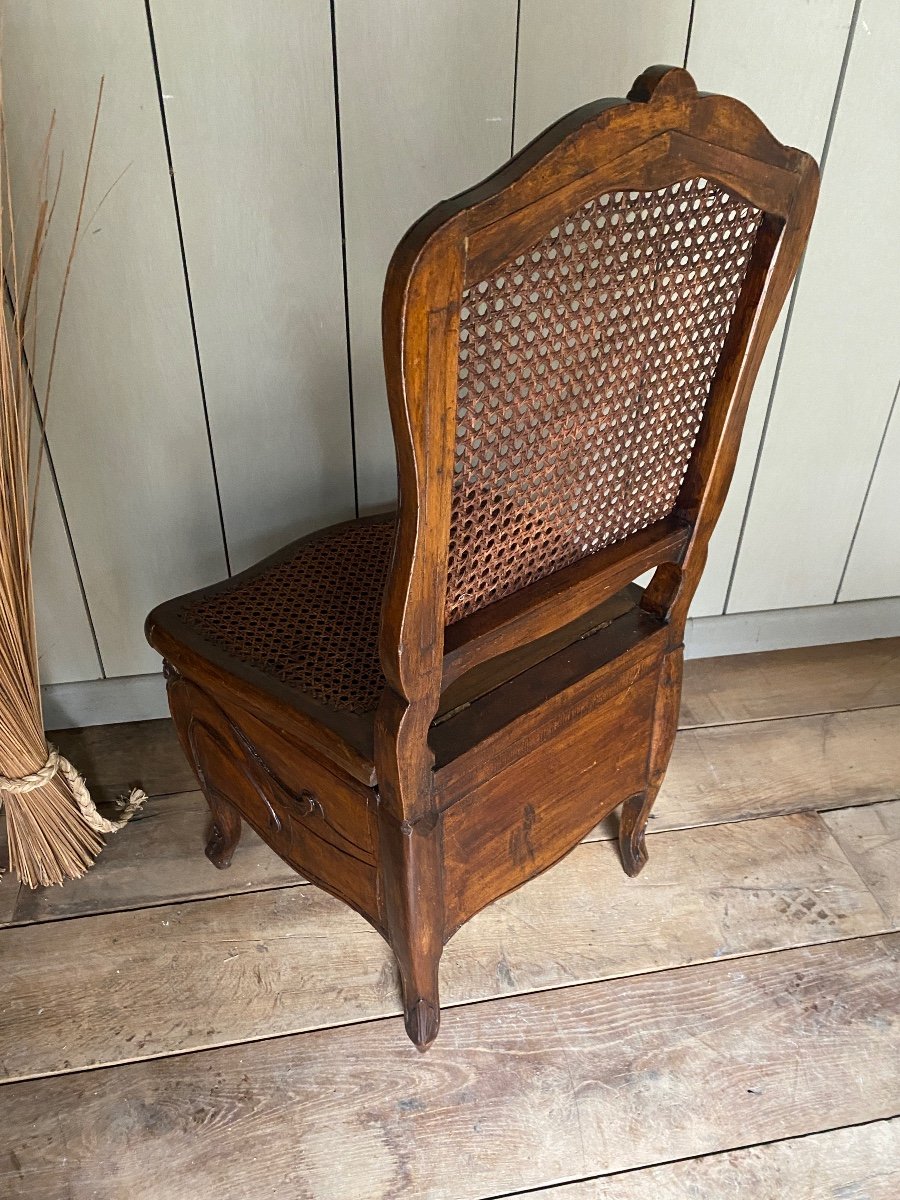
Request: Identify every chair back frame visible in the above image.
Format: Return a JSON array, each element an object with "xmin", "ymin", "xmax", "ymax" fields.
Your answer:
[{"xmin": 376, "ymin": 66, "xmax": 819, "ymax": 827}]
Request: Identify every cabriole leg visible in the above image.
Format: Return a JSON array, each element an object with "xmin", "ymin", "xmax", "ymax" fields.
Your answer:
[
  {"xmin": 204, "ymin": 790, "xmax": 242, "ymax": 870},
  {"xmin": 619, "ymin": 790, "xmax": 655, "ymax": 877},
  {"xmin": 379, "ymin": 811, "xmax": 444, "ymax": 1051},
  {"xmin": 619, "ymin": 644, "xmax": 684, "ymax": 878}
]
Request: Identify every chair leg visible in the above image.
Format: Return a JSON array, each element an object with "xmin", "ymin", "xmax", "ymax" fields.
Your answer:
[
  {"xmin": 395, "ymin": 933, "xmax": 442, "ymax": 1053},
  {"xmin": 619, "ymin": 790, "xmax": 655, "ymax": 877},
  {"xmin": 204, "ymin": 790, "xmax": 242, "ymax": 870},
  {"xmin": 379, "ymin": 812, "xmax": 444, "ymax": 1051},
  {"xmin": 619, "ymin": 644, "xmax": 684, "ymax": 878}
]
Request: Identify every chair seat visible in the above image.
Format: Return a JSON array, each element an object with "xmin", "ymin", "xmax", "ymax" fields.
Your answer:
[{"xmin": 147, "ymin": 515, "xmax": 396, "ymax": 778}]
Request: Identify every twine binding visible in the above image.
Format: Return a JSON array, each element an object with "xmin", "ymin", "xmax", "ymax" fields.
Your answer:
[{"xmin": 0, "ymin": 743, "xmax": 147, "ymax": 833}]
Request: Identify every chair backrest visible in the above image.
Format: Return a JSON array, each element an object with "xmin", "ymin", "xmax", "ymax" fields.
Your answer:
[{"xmin": 378, "ymin": 65, "xmax": 818, "ymax": 733}]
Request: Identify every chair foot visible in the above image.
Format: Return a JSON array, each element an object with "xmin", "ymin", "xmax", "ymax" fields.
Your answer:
[
  {"xmin": 619, "ymin": 791, "xmax": 652, "ymax": 878},
  {"xmin": 404, "ymin": 996, "xmax": 441, "ymax": 1052},
  {"xmin": 204, "ymin": 792, "xmax": 242, "ymax": 870}
]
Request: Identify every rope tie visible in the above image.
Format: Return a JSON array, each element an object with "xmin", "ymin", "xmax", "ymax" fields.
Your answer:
[{"xmin": 0, "ymin": 744, "xmax": 147, "ymax": 833}]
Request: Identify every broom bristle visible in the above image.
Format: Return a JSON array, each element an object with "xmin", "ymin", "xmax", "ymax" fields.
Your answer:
[{"xmin": 4, "ymin": 779, "xmax": 105, "ymax": 888}]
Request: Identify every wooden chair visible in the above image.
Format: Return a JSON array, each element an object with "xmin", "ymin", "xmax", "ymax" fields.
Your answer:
[{"xmin": 146, "ymin": 66, "xmax": 818, "ymax": 1050}]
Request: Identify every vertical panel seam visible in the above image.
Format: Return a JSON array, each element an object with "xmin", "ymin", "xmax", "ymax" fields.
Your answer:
[
  {"xmin": 144, "ymin": 0, "xmax": 232, "ymax": 574},
  {"xmin": 330, "ymin": 0, "xmax": 360, "ymax": 519},
  {"xmin": 683, "ymin": 0, "xmax": 696, "ymax": 70},
  {"xmin": 2, "ymin": 279, "xmax": 105, "ymax": 680},
  {"xmin": 510, "ymin": 0, "xmax": 522, "ymax": 157},
  {"xmin": 835, "ymin": 373, "xmax": 900, "ymax": 602},
  {"xmin": 722, "ymin": 0, "xmax": 863, "ymax": 615}
]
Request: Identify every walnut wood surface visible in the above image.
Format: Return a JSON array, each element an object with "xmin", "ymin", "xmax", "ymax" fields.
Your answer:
[{"xmin": 144, "ymin": 64, "xmax": 818, "ymax": 1046}]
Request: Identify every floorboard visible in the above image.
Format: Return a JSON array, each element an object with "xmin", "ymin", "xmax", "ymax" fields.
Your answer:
[
  {"xmin": 0, "ymin": 810, "xmax": 887, "ymax": 1083},
  {"xmin": 3, "ymin": 641, "xmax": 897, "ymax": 1197},
  {"xmin": 654, "ymin": 704, "xmax": 900, "ymax": 830},
  {"xmin": 51, "ymin": 718, "xmax": 192, "ymax": 801},
  {"xmin": 823, "ymin": 800, "xmax": 900, "ymax": 929},
  {"xmin": 679, "ymin": 636, "xmax": 900, "ymax": 727},
  {"xmin": 10, "ymin": 791, "xmax": 299, "ymax": 926},
  {"xmin": 505, "ymin": 1118, "xmax": 900, "ymax": 1199},
  {"xmin": 1, "ymin": 937, "xmax": 896, "ymax": 1200}
]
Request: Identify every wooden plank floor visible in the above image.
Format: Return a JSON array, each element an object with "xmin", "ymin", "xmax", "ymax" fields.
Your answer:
[{"xmin": 1, "ymin": 639, "xmax": 898, "ymax": 1198}]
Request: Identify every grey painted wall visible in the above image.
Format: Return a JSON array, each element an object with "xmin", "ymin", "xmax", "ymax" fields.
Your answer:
[{"xmin": 1, "ymin": 0, "xmax": 896, "ymax": 707}]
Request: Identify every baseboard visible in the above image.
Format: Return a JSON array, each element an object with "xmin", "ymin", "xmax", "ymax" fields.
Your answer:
[
  {"xmin": 685, "ymin": 595, "xmax": 900, "ymax": 658},
  {"xmin": 41, "ymin": 595, "xmax": 900, "ymax": 730},
  {"xmin": 43, "ymin": 672, "xmax": 169, "ymax": 730}
]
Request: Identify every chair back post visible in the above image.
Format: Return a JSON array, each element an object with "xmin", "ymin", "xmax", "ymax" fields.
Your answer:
[{"xmin": 376, "ymin": 230, "xmax": 464, "ymax": 825}]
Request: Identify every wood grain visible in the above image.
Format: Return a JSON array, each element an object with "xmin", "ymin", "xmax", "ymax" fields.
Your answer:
[
  {"xmin": 45, "ymin": 638, "xmax": 898, "ymax": 812},
  {"xmin": 0, "ymin": 810, "xmax": 886, "ymax": 1081},
  {"xmin": 823, "ymin": 800, "xmax": 900, "ymax": 928},
  {"xmin": 679, "ymin": 636, "xmax": 900, "ymax": 726},
  {"xmin": 0, "ymin": 937, "xmax": 895, "ymax": 1198},
  {"xmin": 653, "ymin": 704, "xmax": 900, "ymax": 831},
  {"xmin": 10, "ymin": 791, "xmax": 298, "ymax": 927},
  {"xmin": 506, "ymin": 1119, "xmax": 900, "ymax": 1199}
]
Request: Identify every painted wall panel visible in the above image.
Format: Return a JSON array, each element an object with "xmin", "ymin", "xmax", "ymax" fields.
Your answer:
[
  {"xmin": 337, "ymin": 0, "xmax": 518, "ymax": 511},
  {"xmin": 2, "ymin": 0, "xmax": 896, "ymax": 713},
  {"xmin": 1, "ymin": 298, "xmax": 100, "ymax": 685},
  {"xmin": 728, "ymin": 0, "xmax": 900, "ymax": 613},
  {"xmin": 514, "ymin": 0, "xmax": 691, "ymax": 149},
  {"xmin": 31, "ymin": 437, "xmax": 102, "ymax": 686},
  {"xmin": 151, "ymin": 1, "xmax": 355, "ymax": 572},
  {"xmin": 686, "ymin": 0, "xmax": 855, "ymax": 616},
  {"xmin": 839, "ymin": 384, "xmax": 900, "ymax": 602},
  {"xmin": 2, "ymin": 0, "xmax": 227, "ymax": 676}
]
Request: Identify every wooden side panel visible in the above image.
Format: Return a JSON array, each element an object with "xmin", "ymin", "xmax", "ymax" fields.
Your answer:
[
  {"xmin": 514, "ymin": 0, "xmax": 692, "ymax": 149},
  {"xmin": 442, "ymin": 662, "xmax": 657, "ymax": 931},
  {"xmin": 839, "ymin": 386, "xmax": 900, "ymax": 600},
  {"xmin": 337, "ymin": 0, "xmax": 518, "ymax": 509},
  {"xmin": 728, "ymin": 0, "xmax": 900, "ymax": 611},
  {"xmin": 167, "ymin": 675, "xmax": 380, "ymax": 928},
  {"xmin": 2, "ymin": 1, "xmax": 228, "ymax": 676},
  {"xmin": 150, "ymin": 2, "xmax": 356, "ymax": 571},
  {"xmin": 685, "ymin": 0, "xmax": 855, "ymax": 615}
]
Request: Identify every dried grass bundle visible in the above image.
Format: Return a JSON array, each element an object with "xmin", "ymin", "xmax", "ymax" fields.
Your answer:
[{"xmin": 0, "ymin": 78, "xmax": 145, "ymax": 888}]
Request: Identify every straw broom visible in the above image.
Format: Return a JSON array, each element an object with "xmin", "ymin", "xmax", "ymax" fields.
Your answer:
[{"xmin": 0, "ymin": 78, "xmax": 145, "ymax": 888}]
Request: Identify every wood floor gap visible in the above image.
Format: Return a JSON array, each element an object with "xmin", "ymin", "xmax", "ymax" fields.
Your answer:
[{"xmin": 478, "ymin": 1114, "xmax": 900, "ymax": 1200}]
